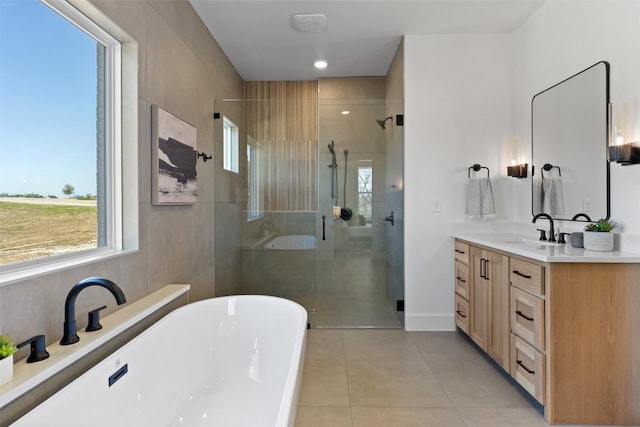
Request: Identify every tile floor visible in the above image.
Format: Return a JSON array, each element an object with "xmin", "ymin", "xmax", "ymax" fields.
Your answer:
[
  {"xmin": 295, "ymin": 329, "xmax": 616, "ymax": 427},
  {"xmin": 309, "ymin": 250, "xmax": 402, "ymax": 329},
  {"xmin": 244, "ymin": 242, "xmax": 402, "ymax": 328}
]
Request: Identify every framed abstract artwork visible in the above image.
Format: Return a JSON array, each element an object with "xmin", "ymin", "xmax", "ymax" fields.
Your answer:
[{"xmin": 151, "ymin": 105, "xmax": 198, "ymax": 205}]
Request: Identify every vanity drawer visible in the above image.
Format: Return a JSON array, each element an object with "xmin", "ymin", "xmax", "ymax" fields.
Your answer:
[
  {"xmin": 511, "ymin": 333, "xmax": 545, "ymax": 404},
  {"xmin": 454, "ymin": 241, "xmax": 469, "ymax": 264},
  {"xmin": 454, "ymin": 261, "xmax": 470, "ymax": 299},
  {"xmin": 510, "ymin": 258, "xmax": 544, "ymax": 295},
  {"xmin": 511, "ymin": 286, "xmax": 545, "ymax": 350},
  {"xmin": 455, "ymin": 294, "xmax": 470, "ymax": 334}
]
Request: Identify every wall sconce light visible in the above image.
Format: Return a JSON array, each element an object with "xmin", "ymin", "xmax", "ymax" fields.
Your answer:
[
  {"xmin": 609, "ymin": 128, "xmax": 640, "ymax": 165},
  {"xmin": 507, "ymin": 163, "xmax": 528, "ymax": 178}
]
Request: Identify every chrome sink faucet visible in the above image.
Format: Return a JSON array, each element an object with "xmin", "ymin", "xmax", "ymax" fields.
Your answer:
[
  {"xmin": 60, "ymin": 277, "xmax": 127, "ymax": 345},
  {"xmin": 532, "ymin": 213, "xmax": 556, "ymax": 242}
]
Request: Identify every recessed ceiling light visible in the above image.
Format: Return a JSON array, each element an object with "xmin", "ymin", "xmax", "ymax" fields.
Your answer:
[
  {"xmin": 314, "ymin": 60, "xmax": 328, "ymax": 69},
  {"xmin": 341, "ymin": 110, "xmax": 350, "ymax": 115},
  {"xmin": 291, "ymin": 14, "xmax": 328, "ymax": 33}
]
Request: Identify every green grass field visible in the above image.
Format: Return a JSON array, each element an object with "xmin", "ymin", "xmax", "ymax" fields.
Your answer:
[{"xmin": 0, "ymin": 201, "xmax": 98, "ymax": 265}]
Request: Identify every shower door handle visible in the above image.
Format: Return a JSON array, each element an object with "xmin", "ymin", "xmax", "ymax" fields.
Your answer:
[
  {"xmin": 385, "ymin": 211, "xmax": 395, "ymax": 226},
  {"xmin": 322, "ymin": 215, "xmax": 326, "ymax": 240}
]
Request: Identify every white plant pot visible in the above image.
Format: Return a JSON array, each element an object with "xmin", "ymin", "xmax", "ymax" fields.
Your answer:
[
  {"xmin": 583, "ymin": 231, "xmax": 614, "ymax": 252},
  {"xmin": 0, "ymin": 354, "xmax": 13, "ymax": 387}
]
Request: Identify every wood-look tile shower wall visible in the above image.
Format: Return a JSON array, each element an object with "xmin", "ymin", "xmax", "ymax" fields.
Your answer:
[{"xmin": 245, "ymin": 81, "xmax": 318, "ymax": 211}]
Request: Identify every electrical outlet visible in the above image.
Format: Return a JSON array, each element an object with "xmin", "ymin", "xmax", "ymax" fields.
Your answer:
[
  {"xmin": 583, "ymin": 198, "xmax": 592, "ymax": 212},
  {"xmin": 432, "ymin": 199, "xmax": 442, "ymax": 213}
]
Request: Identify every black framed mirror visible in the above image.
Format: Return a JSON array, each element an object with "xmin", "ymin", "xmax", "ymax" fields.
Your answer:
[{"xmin": 531, "ymin": 61, "xmax": 610, "ymax": 221}]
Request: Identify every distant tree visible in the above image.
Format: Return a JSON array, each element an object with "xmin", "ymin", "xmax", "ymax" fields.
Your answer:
[
  {"xmin": 74, "ymin": 193, "xmax": 95, "ymax": 200},
  {"xmin": 62, "ymin": 184, "xmax": 75, "ymax": 197}
]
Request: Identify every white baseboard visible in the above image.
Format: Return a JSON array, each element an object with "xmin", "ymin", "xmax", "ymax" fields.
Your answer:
[{"xmin": 404, "ymin": 313, "xmax": 456, "ymax": 331}]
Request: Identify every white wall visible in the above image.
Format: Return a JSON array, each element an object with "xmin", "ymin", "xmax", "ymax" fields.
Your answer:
[
  {"xmin": 510, "ymin": 0, "xmax": 640, "ymax": 238},
  {"xmin": 404, "ymin": 34, "xmax": 512, "ymax": 330},
  {"xmin": 404, "ymin": 0, "xmax": 640, "ymax": 331}
]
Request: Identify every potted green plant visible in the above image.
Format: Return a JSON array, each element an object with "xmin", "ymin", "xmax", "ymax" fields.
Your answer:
[
  {"xmin": 583, "ymin": 218, "xmax": 618, "ymax": 251},
  {"xmin": 0, "ymin": 333, "xmax": 17, "ymax": 387}
]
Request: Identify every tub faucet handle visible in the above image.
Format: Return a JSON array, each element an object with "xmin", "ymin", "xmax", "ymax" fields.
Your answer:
[
  {"xmin": 17, "ymin": 335, "xmax": 50, "ymax": 363},
  {"xmin": 86, "ymin": 305, "xmax": 108, "ymax": 332}
]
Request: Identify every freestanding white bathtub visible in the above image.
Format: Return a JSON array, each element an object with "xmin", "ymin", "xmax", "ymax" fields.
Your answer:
[{"xmin": 13, "ymin": 295, "xmax": 307, "ymax": 427}]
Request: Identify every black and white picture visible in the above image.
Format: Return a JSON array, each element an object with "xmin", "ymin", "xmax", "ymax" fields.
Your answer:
[{"xmin": 151, "ymin": 105, "xmax": 198, "ymax": 205}]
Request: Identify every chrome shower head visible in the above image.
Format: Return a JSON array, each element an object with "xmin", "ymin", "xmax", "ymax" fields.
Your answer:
[{"xmin": 376, "ymin": 116, "xmax": 393, "ymax": 129}]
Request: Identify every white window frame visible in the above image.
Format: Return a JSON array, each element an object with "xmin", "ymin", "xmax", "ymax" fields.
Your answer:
[
  {"xmin": 246, "ymin": 138, "xmax": 262, "ymax": 221},
  {"xmin": 0, "ymin": 0, "xmax": 138, "ymax": 286},
  {"xmin": 223, "ymin": 117, "xmax": 239, "ymax": 173},
  {"xmin": 357, "ymin": 165, "xmax": 373, "ymax": 223}
]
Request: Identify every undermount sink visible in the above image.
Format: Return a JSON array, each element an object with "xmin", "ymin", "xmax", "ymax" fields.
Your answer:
[
  {"xmin": 519, "ymin": 238, "xmax": 562, "ymax": 247},
  {"xmin": 492, "ymin": 235, "xmax": 562, "ymax": 246},
  {"xmin": 494, "ymin": 236, "xmax": 525, "ymax": 243}
]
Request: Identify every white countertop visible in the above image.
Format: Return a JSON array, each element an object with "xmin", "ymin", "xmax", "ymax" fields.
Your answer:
[
  {"xmin": 455, "ymin": 233, "xmax": 640, "ymax": 263},
  {"xmin": 0, "ymin": 284, "xmax": 190, "ymax": 408}
]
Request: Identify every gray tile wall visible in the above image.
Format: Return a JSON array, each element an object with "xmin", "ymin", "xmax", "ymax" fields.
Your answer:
[{"xmin": 0, "ymin": 0, "xmax": 243, "ymax": 363}]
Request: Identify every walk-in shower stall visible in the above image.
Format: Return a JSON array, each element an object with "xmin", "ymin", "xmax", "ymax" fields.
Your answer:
[{"xmin": 214, "ymin": 76, "xmax": 404, "ymax": 328}]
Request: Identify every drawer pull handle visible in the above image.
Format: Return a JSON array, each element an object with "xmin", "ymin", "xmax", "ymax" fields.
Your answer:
[
  {"xmin": 456, "ymin": 277, "xmax": 466, "ymax": 283},
  {"xmin": 456, "ymin": 310, "xmax": 467, "ymax": 318},
  {"xmin": 513, "ymin": 270, "xmax": 532, "ymax": 279},
  {"xmin": 517, "ymin": 360, "xmax": 535, "ymax": 375},
  {"xmin": 516, "ymin": 310, "xmax": 534, "ymax": 322},
  {"xmin": 455, "ymin": 249, "xmax": 466, "ymax": 254}
]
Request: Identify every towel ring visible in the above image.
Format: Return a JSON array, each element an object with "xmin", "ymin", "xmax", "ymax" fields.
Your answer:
[
  {"xmin": 541, "ymin": 163, "xmax": 561, "ymax": 178},
  {"xmin": 468, "ymin": 164, "xmax": 490, "ymax": 178}
]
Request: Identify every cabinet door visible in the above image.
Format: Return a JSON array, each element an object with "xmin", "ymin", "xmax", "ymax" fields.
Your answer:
[
  {"xmin": 486, "ymin": 251, "xmax": 510, "ymax": 369},
  {"xmin": 470, "ymin": 246, "xmax": 488, "ymax": 350}
]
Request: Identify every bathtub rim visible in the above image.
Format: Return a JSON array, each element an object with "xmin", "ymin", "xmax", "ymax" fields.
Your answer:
[
  {"xmin": 12, "ymin": 294, "xmax": 308, "ymax": 427},
  {"xmin": 173, "ymin": 295, "xmax": 308, "ymax": 427},
  {"xmin": 263, "ymin": 234, "xmax": 317, "ymax": 250}
]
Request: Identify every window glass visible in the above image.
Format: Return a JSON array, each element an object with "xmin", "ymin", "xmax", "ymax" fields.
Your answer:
[
  {"xmin": 223, "ymin": 117, "xmax": 239, "ymax": 173},
  {"xmin": 357, "ymin": 166, "xmax": 373, "ymax": 223},
  {"xmin": 0, "ymin": 0, "xmax": 119, "ymax": 268}
]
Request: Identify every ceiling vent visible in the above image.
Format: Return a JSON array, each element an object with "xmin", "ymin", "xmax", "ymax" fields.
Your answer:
[{"xmin": 291, "ymin": 13, "xmax": 328, "ymax": 33}]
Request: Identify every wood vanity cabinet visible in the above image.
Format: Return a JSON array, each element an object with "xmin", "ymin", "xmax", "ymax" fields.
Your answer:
[
  {"xmin": 455, "ymin": 243, "xmax": 510, "ymax": 371},
  {"xmin": 454, "ymin": 238, "xmax": 640, "ymax": 426},
  {"xmin": 454, "ymin": 241, "xmax": 470, "ymax": 334},
  {"xmin": 544, "ymin": 262, "xmax": 640, "ymax": 425},
  {"xmin": 509, "ymin": 257, "xmax": 546, "ymax": 404}
]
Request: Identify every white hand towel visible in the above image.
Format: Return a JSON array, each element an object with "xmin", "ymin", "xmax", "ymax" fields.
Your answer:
[
  {"xmin": 541, "ymin": 177, "xmax": 564, "ymax": 216},
  {"xmin": 467, "ymin": 177, "xmax": 496, "ymax": 220}
]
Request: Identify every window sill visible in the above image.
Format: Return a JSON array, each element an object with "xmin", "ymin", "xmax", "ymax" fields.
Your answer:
[{"xmin": 0, "ymin": 248, "xmax": 138, "ymax": 288}]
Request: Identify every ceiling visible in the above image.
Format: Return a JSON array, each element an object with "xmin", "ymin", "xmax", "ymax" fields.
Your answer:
[{"xmin": 189, "ymin": 0, "xmax": 547, "ymax": 81}]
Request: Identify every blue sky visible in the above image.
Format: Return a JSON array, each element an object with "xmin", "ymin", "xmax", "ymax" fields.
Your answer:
[{"xmin": 0, "ymin": 0, "xmax": 98, "ymax": 197}]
